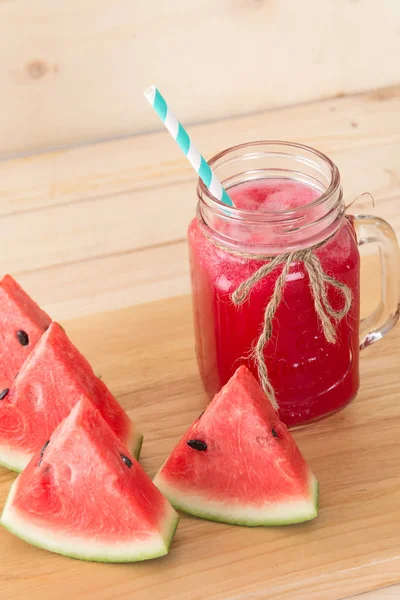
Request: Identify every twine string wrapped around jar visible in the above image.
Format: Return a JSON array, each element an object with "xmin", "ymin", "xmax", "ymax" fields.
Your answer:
[{"xmin": 208, "ymin": 235, "xmax": 352, "ymax": 410}]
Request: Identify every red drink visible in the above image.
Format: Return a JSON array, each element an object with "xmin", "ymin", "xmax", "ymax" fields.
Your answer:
[{"xmin": 188, "ymin": 144, "xmax": 362, "ymax": 427}]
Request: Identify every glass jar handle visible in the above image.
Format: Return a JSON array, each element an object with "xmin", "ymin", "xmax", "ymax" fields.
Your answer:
[{"xmin": 352, "ymin": 214, "xmax": 400, "ymax": 350}]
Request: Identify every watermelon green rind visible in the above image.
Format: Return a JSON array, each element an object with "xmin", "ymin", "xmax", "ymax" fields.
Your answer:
[
  {"xmin": 133, "ymin": 432, "xmax": 144, "ymax": 461},
  {"xmin": 1, "ymin": 477, "xmax": 180, "ymax": 563},
  {"xmin": 154, "ymin": 471, "xmax": 318, "ymax": 527},
  {"xmin": 124, "ymin": 419, "xmax": 144, "ymax": 461},
  {"xmin": 0, "ymin": 425, "xmax": 143, "ymax": 474},
  {"xmin": 0, "ymin": 444, "xmax": 28, "ymax": 473}
]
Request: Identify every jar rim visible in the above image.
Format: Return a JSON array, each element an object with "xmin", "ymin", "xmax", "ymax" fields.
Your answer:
[{"xmin": 197, "ymin": 140, "xmax": 341, "ymax": 220}]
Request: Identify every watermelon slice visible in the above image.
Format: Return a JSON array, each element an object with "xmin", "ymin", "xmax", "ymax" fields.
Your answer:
[
  {"xmin": 0, "ymin": 275, "xmax": 51, "ymax": 389},
  {"xmin": 0, "ymin": 322, "xmax": 142, "ymax": 472},
  {"xmin": 154, "ymin": 366, "xmax": 318, "ymax": 526},
  {"xmin": 1, "ymin": 397, "xmax": 179, "ymax": 562}
]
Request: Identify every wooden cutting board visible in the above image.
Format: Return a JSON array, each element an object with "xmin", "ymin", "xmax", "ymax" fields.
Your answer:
[{"xmin": 0, "ymin": 295, "xmax": 399, "ymax": 600}]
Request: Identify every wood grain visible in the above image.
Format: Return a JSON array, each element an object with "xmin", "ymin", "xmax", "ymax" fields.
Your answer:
[
  {"xmin": 0, "ymin": 83, "xmax": 399, "ymax": 598},
  {"xmin": 0, "ymin": 0, "xmax": 400, "ymax": 155},
  {"xmin": 2, "ymin": 86, "xmax": 400, "ymax": 217},
  {"xmin": 0, "ymin": 86, "xmax": 400, "ymax": 321},
  {"xmin": 0, "ymin": 296, "xmax": 399, "ymax": 600}
]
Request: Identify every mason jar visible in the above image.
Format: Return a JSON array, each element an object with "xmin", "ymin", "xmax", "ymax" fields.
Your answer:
[{"xmin": 188, "ymin": 141, "xmax": 400, "ymax": 427}]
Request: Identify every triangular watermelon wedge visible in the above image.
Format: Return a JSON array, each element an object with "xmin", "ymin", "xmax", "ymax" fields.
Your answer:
[
  {"xmin": 0, "ymin": 275, "xmax": 51, "ymax": 389},
  {"xmin": 154, "ymin": 366, "xmax": 318, "ymax": 526},
  {"xmin": 0, "ymin": 322, "xmax": 142, "ymax": 472},
  {"xmin": 1, "ymin": 397, "xmax": 179, "ymax": 562}
]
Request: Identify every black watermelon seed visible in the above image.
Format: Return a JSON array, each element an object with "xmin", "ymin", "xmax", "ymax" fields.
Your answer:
[
  {"xmin": 198, "ymin": 411, "xmax": 205, "ymax": 420},
  {"xmin": 0, "ymin": 388, "xmax": 9, "ymax": 400},
  {"xmin": 272, "ymin": 429, "xmax": 279, "ymax": 438},
  {"xmin": 17, "ymin": 330, "xmax": 29, "ymax": 346},
  {"xmin": 40, "ymin": 440, "xmax": 50, "ymax": 456},
  {"xmin": 37, "ymin": 441, "xmax": 50, "ymax": 468},
  {"xmin": 120, "ymin": 454, "xmax": 133, "ymax": 468},
  {"xmin": 187, "ymin": 439, "xmax": 207, "ymax": 451}
]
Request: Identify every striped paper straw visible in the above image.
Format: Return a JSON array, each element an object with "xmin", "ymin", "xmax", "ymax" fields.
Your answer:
[{"xmin": 144, "ymin": 85, "xmax": 233, "ymax": 207}]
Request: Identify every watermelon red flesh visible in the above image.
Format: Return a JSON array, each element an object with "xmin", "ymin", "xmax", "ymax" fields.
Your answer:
[
  {"xmin": 0, "ymin": 275, "xmax": 51, "ymax": 389},
  {"xmin": 154, "ymin": 366, "xmax": 318, "ymax": 526},
  {"xmin": 1, "ymin": 397, "xmax": 179, "ymax": 562},
  {"xmin": 0, "ymin": 322, "xmax": 141, "ymax": 472}
]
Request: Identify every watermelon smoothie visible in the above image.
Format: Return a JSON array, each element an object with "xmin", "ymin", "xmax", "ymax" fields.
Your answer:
[{"xmin": 188, "ymin": 142, "xmax": 361, "ymax": 427}]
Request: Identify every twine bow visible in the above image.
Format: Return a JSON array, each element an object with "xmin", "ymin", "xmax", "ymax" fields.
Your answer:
[{"xmin": 226, "ymin": 244, "xmax": 352, "ymax": 410}]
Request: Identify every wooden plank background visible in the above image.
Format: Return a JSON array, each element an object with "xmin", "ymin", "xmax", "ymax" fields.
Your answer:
[
  {"xmin": 1, "ymin": 85, "xmax": 399, "ymax": 322},
  {"xmin": 0, "ymin": 0, "xmax": 400, "ymax": 156}
]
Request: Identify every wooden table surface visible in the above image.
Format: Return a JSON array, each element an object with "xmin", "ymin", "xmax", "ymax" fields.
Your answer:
[
  {"xmin": 0, "ymin": 85, "xmax": 399, "ymax": 598},
  {"xmin": 1, "ymin": 296, "xmax": 399, "ymax": 600}
]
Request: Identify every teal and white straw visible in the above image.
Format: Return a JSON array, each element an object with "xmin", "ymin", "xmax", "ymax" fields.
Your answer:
[{"xmin": 144, "ymin": 85, "xmax": 233, "ymax": 207}]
